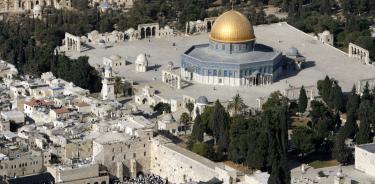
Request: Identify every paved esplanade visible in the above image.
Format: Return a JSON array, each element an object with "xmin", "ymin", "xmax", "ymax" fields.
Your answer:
[{"xmin": 68, "ymin": 22, "xmax": 375, "ymax": 107}]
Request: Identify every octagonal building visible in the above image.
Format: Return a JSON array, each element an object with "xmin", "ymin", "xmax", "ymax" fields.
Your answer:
[{"xmin": 181, "ymin": 10, "xmax": 284, "ymax": 86}]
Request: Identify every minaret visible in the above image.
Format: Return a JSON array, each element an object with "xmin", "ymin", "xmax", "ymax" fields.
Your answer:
[{"xmin": 101, "ymin": 65, "xmax": 115, "ymax": 100}]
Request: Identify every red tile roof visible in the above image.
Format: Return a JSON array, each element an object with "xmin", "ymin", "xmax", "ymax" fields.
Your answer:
[{"xmin": 53, "ymin": 107, "xmax": 70, "ymax": 114}]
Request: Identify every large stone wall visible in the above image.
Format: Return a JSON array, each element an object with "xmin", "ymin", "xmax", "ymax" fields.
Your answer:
[{"xmin": 150, "ymin": 137, "xmax": 236, "ymax": 184}]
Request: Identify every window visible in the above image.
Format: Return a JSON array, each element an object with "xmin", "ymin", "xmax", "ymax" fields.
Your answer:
[
  {"xmin": 224, "ymin": 70, "xmax": 228, "ymax": 77},
  {"xmin": 112, "ymin": 156, "xmax": 115, "ymax": 161},
  {"xmin": 144, "ymin": 152, "xmax": 146, "ymax": 156},
  {"xmin": 133, "ymin": 153, "xmax": 136, "ymax": 158},
  {"xmin": 222, "ymin": 45, "xmax": 225, "ymax": 50},
  {"xmin": 124, "ymin": 155, "xmax": 126, "ymax": 159},
  {"xmin": 213, "ymin": 70, "xmax": 217, "ymax": 76}
]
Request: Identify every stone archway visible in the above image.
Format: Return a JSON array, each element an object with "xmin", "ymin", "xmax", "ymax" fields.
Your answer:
[
  {"xmin": 140, "ymin": 28, "xmax": 145, "ymax": 39},
  {"xmin": 207, "ymin": 21, "xmax": 212, "ymax": 32},
  {"xmin": 152, "ymin": 27, "xmax": 156, "ymax": 36},
  {"xmin": 146, "ymin": 27, "xmax": 151, "ymax": 38}
]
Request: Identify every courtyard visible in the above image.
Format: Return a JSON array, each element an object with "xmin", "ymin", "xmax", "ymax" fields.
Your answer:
[{"xmin": 67, "ymin": 22, "xmax": 375, "ymax": 107}]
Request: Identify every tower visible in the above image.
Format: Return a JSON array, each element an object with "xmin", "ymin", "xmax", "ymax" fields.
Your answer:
[{"xmin": 101, "ymin": 65, "xmax": 115, "ymax": 100}]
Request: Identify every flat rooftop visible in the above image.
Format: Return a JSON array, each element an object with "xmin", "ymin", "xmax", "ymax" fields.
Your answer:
[
  {"xmin": 184, "ymin": 43, "xmax": 281, "ymax": 65},
  {"xmin": 357, "ymin": 143, "xmax": 375, "ymax": 153},
  {"xmin": 68, "ymin": 22, "xmax": 375, "ymax": 107}
]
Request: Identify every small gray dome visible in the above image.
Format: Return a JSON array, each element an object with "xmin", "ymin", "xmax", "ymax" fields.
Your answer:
[
  {"xmin": 197, "ymin": 96, "xmax": 208, "ymax": 104},
  {"xmin": 110, "ymin": 55, "xmax": 121, "ymax": 60},
  {"xmin": 287, "ymin": 47, "xmax": 299, "ymax": 56}
]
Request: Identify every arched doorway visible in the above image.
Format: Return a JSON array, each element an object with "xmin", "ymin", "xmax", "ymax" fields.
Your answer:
[
  {"xmin": 142, "ymin": 98, "xmax": 147, "ymax": 104},
  {"xmin": 140, "ymin": 28, "xmax": 145, "ymax": 39},
  {"xmin": 146, "ymin": 27, "xmax": 151, "ymax": 38},
  {"xmin": 207, "ymin": 21, "xmax": 212, "ymax": 32},
  {"xmin": 255, "ymin": 73, "xmax": 260, "ymax": 85},
  {"xmin": 137, "ymin": 171, "xmax": 144, "ymax": 178},
  {"xmin": 152, "ymin": 27, "xmax": 156, "ymax": 36}
]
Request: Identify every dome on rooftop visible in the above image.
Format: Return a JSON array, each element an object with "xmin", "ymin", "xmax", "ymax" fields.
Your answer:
[
  {"xmin": 210, "ymin": 10, "xmax": 255, "ymax": 43},
  {"xmin": 197, "ymin": 96, "xmax": 208, "ymax": 104},
  {"xmin": 110, "ymin": 55, "xmax": 121, "ymax": 61},
  {"xmin": 135, "ymin": 53, "xmax": 148, "ymax": 64},
  {"xmin": 287, "ymin": 47, "xmax": 299, "ymax": 56}
]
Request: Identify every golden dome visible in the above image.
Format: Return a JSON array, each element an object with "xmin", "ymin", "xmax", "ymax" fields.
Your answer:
[{"xmin": 210, "ymin": 10, "xmax": 255, "ymax": 43}]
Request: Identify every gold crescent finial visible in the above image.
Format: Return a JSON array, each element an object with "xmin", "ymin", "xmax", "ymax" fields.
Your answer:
[{"xmin": 231, "ymin": 0, "xmax": 234, "ymax": 10}]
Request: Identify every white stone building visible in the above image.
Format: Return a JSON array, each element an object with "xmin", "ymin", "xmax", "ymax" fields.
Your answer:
[
  {"xmin": 355, "ymin": 143, "xmax": 375, "ymax": 177},
  {"xmin": 135, "ymin": 53, "xmax": 148, "ymax": 72},
  {"xmin": 101, "ymin": 66, "xmax": 115, "ymax": 101},
  {"xmin": 88, "ymin": 30, "xmax": 125, "ymax": 45},
  {"xmin": 157, "ymin": 113, "xmax": 179, "ymax": 135},
  {"xmin": 318, "ymin": 30, "xmax": 334, "ymax": 46},
  {"xmin": 47, "ymin": 163, "xmax": 109, "ymax": 184}
]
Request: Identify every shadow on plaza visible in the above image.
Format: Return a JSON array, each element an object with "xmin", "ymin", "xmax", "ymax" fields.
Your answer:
[
  {"xmin": 255, "ymin": 43, "xmax": 274, "ymax": 52},
  {"xmin": 277, "ymin": 60, "xmax": 316, "ymax": 81},
  {"xmin": 149, "ymin": 64, "xmax": 162, "ymax": 71}
]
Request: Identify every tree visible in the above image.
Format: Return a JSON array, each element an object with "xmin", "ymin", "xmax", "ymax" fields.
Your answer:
[
  {"xmin": 357, "ymin": 100, "xmax": 373, "ymax": 144},
  {"xmin": 298, "ymin": 86, "xmax": 308, "ymax": 113},
  {"xmin": 191, "ymin": 143, "xmax": 209, "ymax": 157},
  {"xmin": 346, "ymin": 85, "xmax": 360, "ymax": 119},
  {"xmin": 291, "ymin": 127, "xmax": 315, "ymax": 157},
  {"xmin": 362, "ymin": 82, "xmax": 371, "ymax": 101},
  {"xmin": 185, "ymin": 102, "xmax": 194, "ymax": 117},
  {"xmin": 180, "ymin": 112, "xmax": 190, "ymax": 135},
  {"xmin": 209, "ymin": 100, "xmax": 230, "ymax": 151},
  {"xmin": 317, "ymin": 75, "xmax": 333, "ymax": 104},
  {"xmin": 343, "ymin": 113, "xmax": 358, "ymax": 139},
  {"xmin": 332, "ymin": 83, "xmax": 345, "ymax": 112},
  {"xmin": 228, "ymin": 116, "xmax": 249, "ymax": 163},
  {"xmin": 153, "ymin": 102, "xmax": 171, "ymax": 115},
  {"xmin": 332, "ymin": 128, "xmax": 352, "ymax": 164},
  {"xmin": 227, "ymin": 93, "xmax": 246, "ymax": 116},
  {"xmin": 262, "ymin": 91, "xmax": 283, "ymax": 111},
  {"xmin": 191, "ymin": 114, "xmax": 204, "ymax": 142}
]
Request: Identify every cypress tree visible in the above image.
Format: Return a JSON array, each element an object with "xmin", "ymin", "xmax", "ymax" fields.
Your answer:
[
  {"xmin": 298, "ymin": 86, "xmax": 308, "ymax": 113},
  {"xmin": 191, "ymin": 114, "xmax": 204, "ymax": 142},
  {"xmin": 346, "ymin": 85, "xmax": 360, "ymax": 119},
  {"xmin": 209, "ymin": 100, "xmax": 230, "ymax": 151},
  {"xmin": 332, "ymin": 83, "xmax": 345, "ymax": 112},
  {"xmin": 343, "ymin": 113, "xmax": 358, "ymax": 139},
  {"xmin": 357, "ymin": 100, "xmax": 372, "ymax": 144},
  {"xmin": 333, "ymin": 128, "xmax": 352, "ymax": 164},
  {"xmin": 362, "ymin": 82, "xmax": 371, "ymax": 101}
]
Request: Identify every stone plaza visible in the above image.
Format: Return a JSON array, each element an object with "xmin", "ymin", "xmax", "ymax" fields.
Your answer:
[{"xmin": 67, "ymin": 22, "xmax": 375, "ymax": 108}]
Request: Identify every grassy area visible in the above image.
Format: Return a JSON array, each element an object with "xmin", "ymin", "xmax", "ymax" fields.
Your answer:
[{"xmin": 309, "ymin": 160, "xmax": 339, "ymax": 169}]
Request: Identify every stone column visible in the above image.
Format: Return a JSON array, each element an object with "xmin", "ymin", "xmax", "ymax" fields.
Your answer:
[
  {"xmin": 177, "ymin": 76, "xmax": 181, "ymax": 89},
  {"xmin": 76, "ymin": 38, "xmax": 81, "ymax": 52}
]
